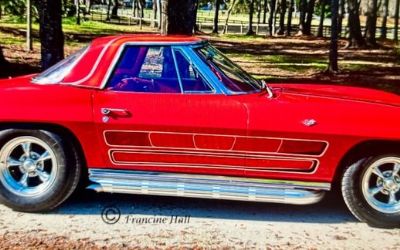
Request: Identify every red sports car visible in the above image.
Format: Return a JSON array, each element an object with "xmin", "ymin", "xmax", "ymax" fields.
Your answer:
[{"xmin": 0, "ymin": 35, "xmax": 399, "ymax": 228}]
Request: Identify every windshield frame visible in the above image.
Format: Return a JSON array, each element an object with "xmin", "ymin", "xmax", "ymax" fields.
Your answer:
[
  {"xmin": 194, "ymin": 43, "xmax": 263, "ymax": 95},
  {"xmin": 32, "ymin": 46, "xmax": 89, "ymax": 85}
]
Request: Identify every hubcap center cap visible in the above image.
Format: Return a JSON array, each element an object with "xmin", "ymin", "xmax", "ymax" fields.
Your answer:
[
  {"xmin": 22, "ymin": 159, "xmax": 36, "ymax": 172},
  {"xmin": 384, "ymin": 179, "xmax": 399, "ymax": 191}
]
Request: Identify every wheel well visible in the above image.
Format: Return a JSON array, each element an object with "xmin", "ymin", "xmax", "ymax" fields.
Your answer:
[
  {"xmin": 332, "ymin": 140, "xmax": 400, "ymax": 189},
  {"xmin": 0, "ymin": 122, "xmax": 88, "ymax": 180}
]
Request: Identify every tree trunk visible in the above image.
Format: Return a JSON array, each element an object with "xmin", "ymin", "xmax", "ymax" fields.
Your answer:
[
  {"xmin": 394, "ymin": 0, "xmax": 399, "ymax": 41},
  {"xmin": 317, "ymin": 0, "xmax": 326, "ymax": 37},
  {"xmin": 337, "ymin": 0, "xmax": 344, "ymax": 37},
  {"xmin": 277, "ymin": 0, "xmax": 287, "ymax": 35},
  {"xmin": 27, "ymin": 0, "xmax": 33, "ymax": 51},
  {"xmin": 286, "ymin": 0, "xmax": 294, "ymax": 35},
  {"xmin": 157, "ymin": 0, "xmax": 162, "ymax": 30},
  {"xmin": 106, "ymin": 0, "xmax": 112, "ymax": 20},
  {"xmin": 328, "ymin": 0, "xmax": 339, "ymax": 73},
  {"xmin": 268, "ymin": 0, "xmax": 276, "ymax": 36},
  {"xmin": 380, "ymin": 0, "xmax": 389, "ymax": 39},
  {"xmin": 75, "ymin": 0, "xmax": 81, "ymax": 25},
  {"xmin": 151, "ymin": 0, "xmax": 158, "ymax": 28},
  {"xmin": 365, "ymin": 0, "xmax": 378, "ymax": 46},
  {"xmin": 38, "ymin": 0, "xmax": 64, "ymax": 70},
  {"xmin": 161, "ymin": 0, "xmax": 196, "ymax": 35},
  {"xmin": 223, "ymin": 0, "xmax": 238, "ymax": 34},
  {"xmin": 212, "ymin": 0, "xmax": 221, "ymax": 33},
  {"xmin": 193, "ymin": 0, "xmax": 199, "ymax": 31},
  {"xmin": 257, "ymin": 0, "xmax": 262, "ymax": 24},
  {"xmin": 247, "ymin": 0, "xmax": 256, "ymax": 35},
  {"xmin": 347, "ymin": 0, "xmax": 365, "ymax": 47},
  {"xmin": 0, "ymin": 46, "xmax": 6, "ymax": 67},
  {"xmin": 111, "ymin": 0, "xmax": 119, "ymax": 18},
  {"xmin": 304, "ymin": 0, "xmax": 315, "ymax": 35},
  {"xmin": 298, "ymin": 0, "xmax": 307, "ymax": 34},
  {"xmin": 263, "ymin": 0, "xmax": 268, "ymax": 23}
]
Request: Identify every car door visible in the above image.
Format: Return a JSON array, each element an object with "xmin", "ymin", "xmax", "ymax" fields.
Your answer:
[{"xmin": 92, "ymin": 45, "xmax": 248, "ymax": 177}]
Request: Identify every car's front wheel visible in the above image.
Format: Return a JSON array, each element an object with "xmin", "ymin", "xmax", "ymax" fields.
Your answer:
[
  {"xmin": 342, "ymin": 154, "xmax": 400, "ymax": 228},
  {"xmin": 0, "ymin": 129, "xmax": 81, "ymax": 212}
]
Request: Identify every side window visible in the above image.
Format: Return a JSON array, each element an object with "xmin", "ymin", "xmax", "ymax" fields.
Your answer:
[
  {"xmin": 174, "ymin": 50, "xmax": 213, "ymax": 93},
  {"xmin": 107, "ymin": 46, "xmax": 181, "ymax": 93}
]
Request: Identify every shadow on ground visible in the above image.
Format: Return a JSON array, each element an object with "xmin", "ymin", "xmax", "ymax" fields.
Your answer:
[{"xmin": 54, "ymin": 189, "xmax": 356, "ymax": 225}]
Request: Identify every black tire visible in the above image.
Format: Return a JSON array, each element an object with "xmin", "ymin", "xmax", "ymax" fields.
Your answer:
[
  {"xmin": 341, "ymin": 155, "xmax": 400, "ymax": 228},
  {"xmin": 0, "ymin": 129, "xmax": 81, "ymax": 212}
]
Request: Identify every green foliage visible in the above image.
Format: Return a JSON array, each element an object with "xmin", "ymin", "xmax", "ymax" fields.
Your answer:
[{"xmin": 0, "ymin": 0, "xmax": 26, "ymax": 17}]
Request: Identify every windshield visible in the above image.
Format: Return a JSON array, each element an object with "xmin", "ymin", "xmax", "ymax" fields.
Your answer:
[
  {"xmin": 32, "ymin": 47, "xmax": 88, "ymax": 84},
  {"xmin": 195, "ymin": 45, "xmax": 262, "ymax": 93}
]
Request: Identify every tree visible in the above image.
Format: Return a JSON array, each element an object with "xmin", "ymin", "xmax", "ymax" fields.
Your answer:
[
  {"xmin": 38, "ymin": 0, "xmax": 64, "ymax": 70},
  {"xmin": 268, "ymin": 0, "xmax": 276, "ymax": 36},
  {"xmin": 263, "ymin": 0, "xmax": 267, "ymax": 23},
  {"xmin": 27, "ymin": 0, "xmax": 33, "ymax": 51},
  {"xmin": 286, "ymin": 0, "xmax": 294, "ymax": 35},
  {"xmin": 277, "ymin": 0, "xmax": 287, "ymax": 35},
  {"xmin": 223, "ymin": 0, "xmax": 238, "ymax": 34},
  {"xmin": 298, "ymin": 0, "xmax": 307, "ymax": 34},
  {"xmin": 365, "ymin": 0, "xmax": 378, "ymax": 46},
  {"xmin": 75, "ymin": 0, "xmax": 81, "ymax": 25},
  {"xmin": 395, "ymin": 0, "xmax": 399, "ymax": 41},
  {"xmin": 247, "ymin": 0, "xmax": 256, "ymax": 35},
  {"xmin": 304, "ymin": 0, "xmax": 316, "ymax": 35},
  {"xmin": 160, "ymin": 0, "xmax": 197, "ymax": 35},
  {"xmin": 111, "ymin": 0, "xmax": 119, "ymax": 18},
  {"xmin": 212, "ymin": 0, "xmax": 221, "ymax": 33},
  {"xmin": 317, "ymin": 0, "xmax": 327, "ymax": 37},
  {"xmin": 328, "ymin": 0, "xmax": 339, "ymax": 72},
  {"xmin": 347, "ymin": 0, "xmax": 365, "ymax": 47},
  {"xmin": 380, "ymin": 0, "xmax": 389, "ymax": 39},
  {"xmin": 0, "ymin": 46, "xmax": 7, "ymax": 67},
  {"xmin": 151, "ymin": 0, "xmax": 158, "ymax": 28},
  {"xmin": 337, "ymin": 0, "xmax": 345, "ymax": 37}
]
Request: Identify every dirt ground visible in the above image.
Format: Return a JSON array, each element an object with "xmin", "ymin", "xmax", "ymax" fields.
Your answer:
[{"xmin": 0, "ymin": 191, "xmax": 399, "ymax": 249}]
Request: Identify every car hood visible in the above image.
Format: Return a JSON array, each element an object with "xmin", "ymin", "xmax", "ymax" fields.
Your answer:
[{"xmin": 271, "ymin": 84, "xmax": 400, "ymax": 107}]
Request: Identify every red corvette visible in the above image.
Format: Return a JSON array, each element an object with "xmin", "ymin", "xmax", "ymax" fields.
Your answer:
[{"xmin": 0, "ymin": 35, "xmax": 399, "ymax": 228}]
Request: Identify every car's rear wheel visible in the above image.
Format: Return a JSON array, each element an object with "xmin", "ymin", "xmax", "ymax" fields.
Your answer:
[
  {"xmin": 342, "ymin": 154, "xmax": 400, "ymax": 228},
  {"xmin": 0, "ymin": 129, "xmax": 81, "ymax": 212}
]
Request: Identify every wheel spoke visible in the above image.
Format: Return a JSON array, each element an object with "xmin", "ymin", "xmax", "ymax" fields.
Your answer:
[
  {"xmin": 393, "ymin": 163, "xmax": 400, "ymax": 176},
  {"xmin": 21, "ymin": 142, "xmax": 32, "ymax": 157},
  {"xmin": 372, "ymin": 167, "xmax": 385, "ymax": 179},
  {"xmin": 36, "ymin": 151, "xmax": 51, "ymax": 163},
  {"xmin": 388, "ymin": 191, "xmax": 397, "ymax": 205},
  {"xmin": 19, "ymin": 173, "xmax": 29, "ymax": 187},
  {"xmin": 6, "ymin": 157, "xmax": 21, "ymax": 167},
  {"xmin": 369, "ymin": 186, "xmax": 383, "ymax": 196},
  {"xmin": 36, "ymin": 170, "xmax": 50, "ymax": 183}
]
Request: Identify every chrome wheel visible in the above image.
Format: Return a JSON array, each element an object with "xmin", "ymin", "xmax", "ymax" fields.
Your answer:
[
  {"xmin": 362, "ymin": 157, "xmax": 400, "ymax": 214},
  {"xmin": 0, "ymin": 136, "xmax": 58, "ymax": 197}
]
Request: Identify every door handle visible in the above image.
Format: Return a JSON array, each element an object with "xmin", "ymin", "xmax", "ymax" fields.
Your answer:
[{"xmin": 101, "ymin": 108, "xmax": 131, "ymax": 117}]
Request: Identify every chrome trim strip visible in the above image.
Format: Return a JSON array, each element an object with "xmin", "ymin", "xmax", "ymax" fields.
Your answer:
[{"xmin": 87, "ymin": 169, "xmax": 329, "ymax": 205}]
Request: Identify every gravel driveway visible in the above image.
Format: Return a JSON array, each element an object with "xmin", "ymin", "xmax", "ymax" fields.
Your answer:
[{"xmin": 0, "ymin": 190, "xmax": 399, "ymax": 249}]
